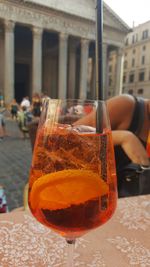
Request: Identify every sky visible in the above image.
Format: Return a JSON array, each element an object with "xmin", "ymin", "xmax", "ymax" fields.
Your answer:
[{"xmin": 104, "ymin": 0, "xmax": 150, "ymax": 28}]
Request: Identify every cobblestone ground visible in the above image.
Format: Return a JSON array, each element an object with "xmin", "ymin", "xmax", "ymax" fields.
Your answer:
[{"xmin": 0, "ymin": 115, "xmax": 32, "ymax": 211}]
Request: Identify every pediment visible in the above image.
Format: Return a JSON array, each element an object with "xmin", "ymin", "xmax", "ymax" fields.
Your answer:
[
  {"xmin": 20, "ymin": 0, "xmax": 131, "ymax": 34},
  {"xmin": 103, "ymin": 3, "xmax": 131, "ymax": 33}
]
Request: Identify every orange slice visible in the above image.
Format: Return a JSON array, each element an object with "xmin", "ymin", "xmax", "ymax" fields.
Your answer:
[{"xmin": 29, "ymin": 169, "xmax": 108, "ymax": 211}]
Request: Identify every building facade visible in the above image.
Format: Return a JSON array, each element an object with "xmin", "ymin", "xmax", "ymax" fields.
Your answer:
[
  {"xmin": 122, "ymin": 21, "xmax": 150, "ymax": 99},
  {"xmin": 0, "ymin": 0, "xmax": 130, "ymax": 104}
]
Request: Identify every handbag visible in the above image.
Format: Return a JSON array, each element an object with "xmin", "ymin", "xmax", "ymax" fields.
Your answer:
[{"xmin": 118, "ymin": 163, "xmax": 150, "ymax": 197}]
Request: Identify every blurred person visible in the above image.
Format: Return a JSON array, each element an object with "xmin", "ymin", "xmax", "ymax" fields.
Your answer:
[
  {"xmin": 41, "ymin": 91, "xmax": 49, "ymax": 102},
  {"xmin": 10, "ymin": 98, "xmax": 19, "ymax": 120},
  {"xmin": 31, "ymin": 92, "xmax": 42, "ymax": 117},
  {"xmin": 17, "ymin": 106, "xmax": 30, "ymax": 139},
  {"xmin": 20, "ymin": 96, "xmax": 30, "ymax": 111},
  {"xmin": 0, "ymin": 92, "xmax": 4, "ymax": 107},
  {"xmin": 74, "ymin": 105, "xmax": 84, "ymax": 115},
  {"xmin": 27, "ymin": 92, "xmax": 44, "ymax": 149},
  {"xmin": 75, "ymin": 94, "xmax": 150, "ymax": 166},
  {"xmin": 67, "ymin": 100, "xmax": 80, "ymax": 115},
  {"xmin": 0, "ymin": 108, "xmax": 6, "ymax": 140}
]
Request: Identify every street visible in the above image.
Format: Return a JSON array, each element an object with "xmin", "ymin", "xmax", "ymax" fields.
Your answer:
[{"xmin": 0, "ymin": 117, "xmax": 32, "ymax": 211}]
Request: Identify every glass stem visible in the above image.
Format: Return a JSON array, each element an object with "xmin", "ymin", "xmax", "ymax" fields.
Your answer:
[{"xmin": 66, "ymin": 239, "xmax": 75, "ymax": 267}]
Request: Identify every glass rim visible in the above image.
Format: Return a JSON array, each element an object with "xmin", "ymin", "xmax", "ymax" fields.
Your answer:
[{"xmin": 43, "ymin": 98, "xmax": 106, "ymax": 104}]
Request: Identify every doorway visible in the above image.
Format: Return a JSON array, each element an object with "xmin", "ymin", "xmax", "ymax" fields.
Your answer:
[{"xmin": 15, "ymin": 63, "xmax": 30, "ymax": 103}]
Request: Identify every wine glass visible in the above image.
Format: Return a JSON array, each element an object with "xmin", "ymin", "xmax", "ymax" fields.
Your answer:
[{"xmin": 28, "ymin": 99, "xmax": 117, "ymax": 267}]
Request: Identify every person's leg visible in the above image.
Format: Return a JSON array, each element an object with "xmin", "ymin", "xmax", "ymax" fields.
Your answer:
[
  {"xmin": 0, "ymin": 126, "xmax": 3, "ymax": 140},
  {"xmin": 2, "ymin": 118, "xmax": 6, "ymax": 137},
  {"xmin": 24, "ymin": 130, "xmax": 29, "ymax": 139},
  {"xmin": 22, "ymin": 130, "xmax": 26, "ymax": 139},
  {"xmin": 15, "ymin": 111, "xmax": 18, "ymax": 120}
]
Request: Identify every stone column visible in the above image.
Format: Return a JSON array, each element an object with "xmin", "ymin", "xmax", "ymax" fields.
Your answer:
[
  {"xmin": 4, "ymin": 20, "xmax": 15, "ymax": 104},
  {"xmin": 79, "ymin": 39, "xmax": 89, "ymax": 99},
  {"xmin": 115, "ymin": 47, "xmax": 124, "ymax": 95},
  {"xmin": 68, "ymin": 40, "xmax": 77, "ymax": 99},
  {"xmin": 32, "ymin": 27, "xmax": 43, "ymax": 95},
  {"xmin": 91, "ymin": 57, "xmax": 96, "ymax": 99},
  {"xmin": 0, "ymin": 28, "xmax": 4, "ymax": 96},
  {"xmin": 58, "ymin": 33, "xmax": 68, "ymax": 99}
]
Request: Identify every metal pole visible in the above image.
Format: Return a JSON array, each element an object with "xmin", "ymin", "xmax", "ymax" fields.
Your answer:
[{"xmin": 95, "ymin": 0, "xmax": 103, "ymax": 100}]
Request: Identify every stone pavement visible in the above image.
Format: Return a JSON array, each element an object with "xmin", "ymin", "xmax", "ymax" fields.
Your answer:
[{"xmin": 0, "ymin": 115, "xmax": 32, "ymax": 211}]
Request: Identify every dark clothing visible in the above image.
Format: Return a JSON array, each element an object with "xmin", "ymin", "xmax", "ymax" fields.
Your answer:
[
  {"xmin": 114, "ymin": 97, "xmax": 146, "ymax": 174},
  {"xmin": 11, "ymin": 105, "xmax": 18, "ymax": 117},
  {"xmin": 32, "ymin": 101, "xmax": 41, "ymax": 117},
  {"xmin": 115, "ymin": 97, "xmax": 146, "ymax": 171}
]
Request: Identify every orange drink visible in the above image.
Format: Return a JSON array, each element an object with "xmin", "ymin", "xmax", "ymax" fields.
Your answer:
[{"xmin": 28, "ymin": 126, "xmax": 117, "ymax": 238}]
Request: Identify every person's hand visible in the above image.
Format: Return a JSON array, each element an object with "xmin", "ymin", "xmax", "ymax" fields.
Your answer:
[{"xmin": 112, "ymin": 130, "xmax": 150, "ymax": 166}]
